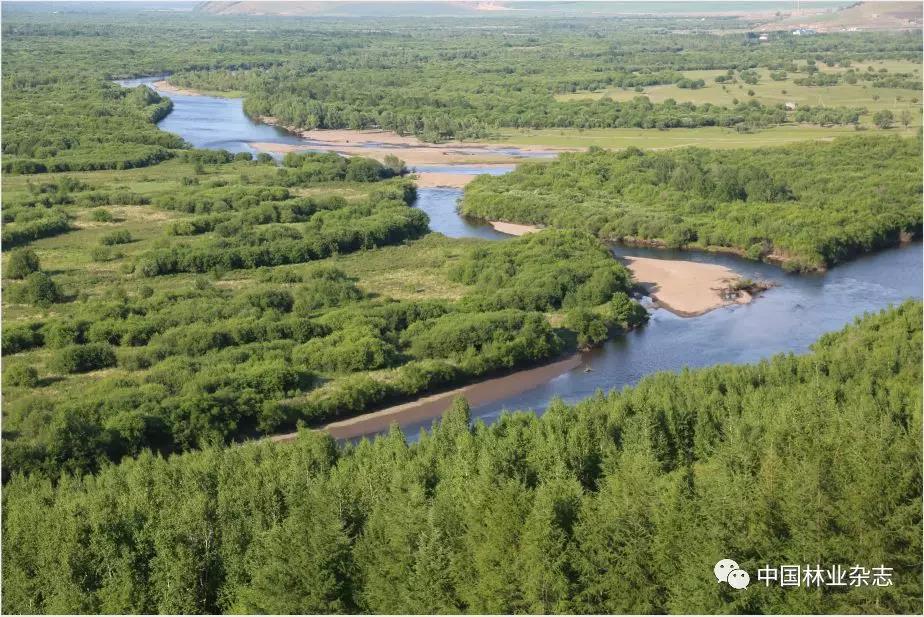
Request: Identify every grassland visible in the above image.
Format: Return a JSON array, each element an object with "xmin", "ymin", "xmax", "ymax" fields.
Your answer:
[
  {"xmin": 555, "ymin": 60, "xmax": 922, "ymax": 127},
  {"xmin": 0, "ymin": 160, "xmax": 415, "ymax": 323},
  {"xmin": 4, "ymin": 151, "xmax": 651, "ymax": 479},
  {"xmin": 484, "ymin": 123, "xmax": 917, "ymax": 149}
]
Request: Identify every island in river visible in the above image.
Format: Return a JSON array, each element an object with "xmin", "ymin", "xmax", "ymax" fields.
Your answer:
[
  {"xmin": 147, "ymin": 77, "xmax": 761, "ymax": 319},
  {"xmin": 489, "ymin": 222, "xmax": 754, "ymax": 316},
  {"xmin": 622, "ymin": 255, "xmax": 754, "ymax": 316}
]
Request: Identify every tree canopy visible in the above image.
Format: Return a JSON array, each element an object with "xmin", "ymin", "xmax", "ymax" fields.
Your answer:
[
  {"xmin": 461, "ymin": 135, "xmax": 923, "ymax": 271},
  {"xmin": 2, "ymin": 302, "xmax": 920, "ymax": 614}
]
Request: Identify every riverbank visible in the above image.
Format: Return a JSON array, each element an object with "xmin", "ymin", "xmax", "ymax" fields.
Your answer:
[
  {"xmin": 490, "ymin": 221, "xmax": 541, "ymax": 236},
  {"xmin": 152, "ymin": 80, "xmax": 205, "ymax": 96},
  {"xmin": 415, "ymin": 172, "xmax": 479, "ymax": 188},
  {"xmin": 271, "ymin": 353, "xmax": 583, "ymax": 442},
  {"xmin": 623, "ymin": 255, "xmax": 753, "ymax": 316},
  {"xmin": 249, "ymin": 125, "xmax": 575, "ymax": 166}
]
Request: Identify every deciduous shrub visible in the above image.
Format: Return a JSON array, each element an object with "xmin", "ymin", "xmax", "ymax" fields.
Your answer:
[
  {"xmin": 90, "ymin": 209, "xmax": 114, "ymax": 222},
  {"xmin": 3, "ymin": 363, "xmax": 39, "ymax": 388},
  {"xmin": 14, "ymin": 272, "xmax": 60, "ymax": 307},
  {"xmin": 100, "ymin": 230, "xmax": 133, "ymax": 245},
  {"xmin": 566, "ymin": 308, "xmax": 609, "ymax": 349},
  {"xmin": 49, "ymin": 343, "xmax": 117, "ymax": 374},
  {"xmin": 5, "ymin": 248, "xmax": 41, "ymax": 279},
  {"xmin": 2, "ymin": 323, "xmax": 44, "ymax": 355}
]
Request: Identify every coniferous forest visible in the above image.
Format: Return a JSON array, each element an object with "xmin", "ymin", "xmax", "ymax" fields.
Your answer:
[
  {"xmin": 1, "ymin": 2, "xmax": 922, "ymax": 615},
  {"xmin": 2, "ymin": 303, "xmax": 921, "ymax": 614}
]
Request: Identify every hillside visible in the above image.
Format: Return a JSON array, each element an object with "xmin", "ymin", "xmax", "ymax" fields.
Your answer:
[
  {"xmin": 755, "ymin": 1, "xmax": 922, "ymax": 32},
  {"xmin": 196, "ymin": 1, "xmax": 513, "ymax": 17}
]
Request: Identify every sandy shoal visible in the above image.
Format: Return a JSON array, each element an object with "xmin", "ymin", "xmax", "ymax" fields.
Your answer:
[
  {"xmin": 415, "ymin": 172, "xmax": 480, "ymax": 188},
  {"xmin": 152, "ymin": 80, "xmax": 205, "ymax": 96},
  {"xmin": 299, "ymin": 129, "xmax": 429, "ymax": 147},
  {"xmin": 490, "ymin": 221, "xmax": 541, "ymax": 236},
  {"xmin": 270, "ymin": 354, "xmax": 582, "ymax": 443},
  {"xmin": 623, "ymin": 255, "xmax": 752, "ymax": 317},
  {"xmin": 250, "ymin": 140, "xmax": 552, "ymax": 165},
  {"xmin": 250, "ymin": 126, "xmax": 574, "ymax": 165},
  {"xmin": 289, "ymin": 128, "xmax": 570, "ymax": 153}
]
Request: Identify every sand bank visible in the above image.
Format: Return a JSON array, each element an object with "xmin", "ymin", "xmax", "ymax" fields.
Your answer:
[
  {"xmin": 285, "ymin": 127, "xmax": 569, "ymax": 154},
  {"xmin": 250, "ymin": 141, "xmax": 523, "ymax": 165},
  {"xmin": 299, "ymin": 129, "xmax": 429, "ymax": 147},
  {"xmin": 415, "ymin": 172, "xmax": 479, "ymax": 188},
  {"xmin": 623, "ymin": 255, "xmax": 753, "ymax": 317},
  {"xmin": 250, "ymin": 126, "xmax": 575, "ymax": 166},
  {"xmin": 490, "ymin": 221, "xmax": 541, "ymax": 236},
  {"xmin": 271, "ymin": 354, "xmax": 582, "ymax": 443},
  {"xmin": 152, "ymin": 80, "xmax": 205, "ymax": 96}
]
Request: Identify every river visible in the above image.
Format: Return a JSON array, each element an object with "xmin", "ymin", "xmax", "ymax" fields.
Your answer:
[{"xmin": 119, "ymin": 77, "xmax": 923, "ymax": 440}]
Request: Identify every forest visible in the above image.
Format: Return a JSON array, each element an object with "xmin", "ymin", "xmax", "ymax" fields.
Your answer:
[
  {"xmin": 2, "ymin": 10, "xmax": 921, "ymax": 173},
  {"xmin": 1, "ymin": 145, "xmax": 648, "ymax": 480},
  {"xmin": 1, "ymin": 6, "xmax": 922, "ymax": 615},
  {"xmin": 2, "ymin": 302, "xmax": 921, "ymax": 614},
  {"xmin": 460, "ymin": 134, "xmax": 923, "ymax": 271}
]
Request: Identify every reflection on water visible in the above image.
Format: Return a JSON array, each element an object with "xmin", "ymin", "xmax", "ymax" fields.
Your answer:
[
  {"xmin": 415, "ymin": 188, "xmax": 511, "ymax": 240},
  {"xmin": 117, "ymin": 77, "xmax": 556, "ymax": 159},
  {"xmin": 118, "ymin": 76, "xmax": 924, "ymax": 440},
  {"xmin": 117, "ymin": 77, "xmax": 304, "ymax": 154},
  {"xmin": 406, "ymin": 206, "xmax": 923, "ymax": 437}
]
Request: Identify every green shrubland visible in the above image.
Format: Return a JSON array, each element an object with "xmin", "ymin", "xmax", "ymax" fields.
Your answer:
[{"xmin": 461, "ymin": 135, "xmax": 923, "ymax": 271}]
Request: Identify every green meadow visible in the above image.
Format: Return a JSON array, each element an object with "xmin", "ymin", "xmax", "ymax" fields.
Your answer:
[{"xmin": 556, "ymin": 60, "xmax": 922, "ymax": 128}]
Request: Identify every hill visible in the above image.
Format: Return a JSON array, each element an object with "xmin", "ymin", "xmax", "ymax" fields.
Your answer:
[
  {"xmin": 196, "ymin": 1, "xmax": 517, "ymax": 17},
  {"xmin": 755, "ymin": 1, "xmax": 922, "ymax": 32}
]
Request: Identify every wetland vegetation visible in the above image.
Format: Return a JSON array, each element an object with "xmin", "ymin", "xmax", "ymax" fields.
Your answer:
[
  {"xmin": 461, "ymin": 134, "xmax": 923, "ymax": 271},
  {"xmin": 1, "ymin": 3, "xmax": 922, "ymax": 614}
]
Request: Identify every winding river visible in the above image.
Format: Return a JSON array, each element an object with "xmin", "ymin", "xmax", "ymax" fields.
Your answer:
[{"xmin": 120, "ymin": 78, "xmax": 924, "ymax": 439}]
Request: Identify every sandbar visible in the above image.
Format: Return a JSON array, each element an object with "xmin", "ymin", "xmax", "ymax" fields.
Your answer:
[
  {"xmin": 415, "ymin": 172, "xmax": 479, "ymax": 188},
  {"xmin": 249, "ymin": 126, "xmax": 575, "ymax": 165},
  {"xmin": 490, "ymin": 221, "xmax": 541, "ymax": 236},
  {"xmin": 623, "ymin": 255, "xmax": 753, "ymax": 317},
  {"xmin": 152, "ymin": 80, "xmax": 206, "ymax": 96},
  {"xmin": 250, "ymin": 141, "xmax": 526, "ymax": 165}
]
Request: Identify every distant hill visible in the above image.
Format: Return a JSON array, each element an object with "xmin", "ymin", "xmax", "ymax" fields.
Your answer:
[
  {"xmin": 754, "ymin": 1, "xmax": 922, "ymax": 32},
  {"xmin": 194, "ymin": 1, "xmax": 857, "ymax": 19},
  {"xmin": 195, "ymin": 1, "xmax": 520, "ymax": 17}
]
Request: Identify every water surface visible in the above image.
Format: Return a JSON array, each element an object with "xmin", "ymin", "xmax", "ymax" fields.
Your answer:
[
  {"xmin": 118, "ymin": 78, "xmax": 556, "ymax": 159},
  {"xmin": 121, "ymin": 77, "xmax": 923, "ymax": 438}
]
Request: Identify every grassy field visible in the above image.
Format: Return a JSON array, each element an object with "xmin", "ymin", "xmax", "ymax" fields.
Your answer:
[
  {"xmin": 322, "ymin": 235, "xmax": 474, "ymax": 302},
  {"xmin": 211, "ymin": 233, "xmax": 477, "ymax": 305},
  {"xmin": 0, "ymin": 160, "xmax": 415, "ymax": 323},
  {"xmin": 484, "ymin": 123, "xmax": 918, "ymax": 149},
  {"xmin": 1, "ymin": 159, "xmax": 481, "ymax": 423},
  {"xmin": 556, "ymin": 60, "xmax": 922, "ymax": 126}
]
